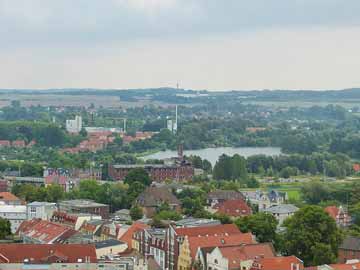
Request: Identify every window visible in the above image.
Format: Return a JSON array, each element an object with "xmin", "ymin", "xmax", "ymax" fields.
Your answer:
[
  {"xmin": 30, "ymin": 207, "xmax": 36, "ymax": 213},
  {"xmin": 214, "ymin": 259, "xmax": 218, "ymax": 264}
]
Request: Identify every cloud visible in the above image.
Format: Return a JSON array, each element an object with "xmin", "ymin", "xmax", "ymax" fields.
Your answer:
[{"xmin": 1, "ymin": 0, "xmax": 360, "ymax": 48}]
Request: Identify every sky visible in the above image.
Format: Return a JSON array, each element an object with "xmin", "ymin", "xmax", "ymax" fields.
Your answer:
[{"xmin": 1, "ymin": 0, "xmax": 360, "ymax": 91}]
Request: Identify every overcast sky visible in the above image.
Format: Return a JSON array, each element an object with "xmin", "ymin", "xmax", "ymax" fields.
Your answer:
[{"xmin": 1, "ymin": 0, "xmax": 360, "ymax": 90}]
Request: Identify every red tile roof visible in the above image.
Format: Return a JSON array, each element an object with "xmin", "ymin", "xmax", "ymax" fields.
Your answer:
[
  {"xmin": 175, "ymin": 223, "xmax": 240, "ymax": 237},
  {"xmin": 16, "ymin": 219, "xmax": 77, "ymax": 244},
  {"xmin": 187, "ymin": 232, "xmax": 255, "ymax": 259},
  {"xmin": 214, "ymin": 199, "xmax": 252, "ymax": 217},
  {"xmin": 251, "ymin": 256, "xmax": 303, "ymax": 270},
  {"xmin": 0, "ymin": 140, "xmax": 10, "ymax": 146},
  {"xmin": 0, "ymin": 244, "xmax": 97, "ymax": 263},
  {"xmin": 325, "ymin": 206, "xmax": 339, "ymax": 220},
  {"xmin": 0, "ymin": 192, "xmax": 22, "ymax": 203},
  {"xmin": 218, "ymin": 243, "xmax": 276, "ymax": 269},
  {"xmin": 329, "ymin": 263, "xmax": 360, "ymax": 270},
  {"xmin": 120, "ymin": 222, "xmax": 149, "ymax": 249}
]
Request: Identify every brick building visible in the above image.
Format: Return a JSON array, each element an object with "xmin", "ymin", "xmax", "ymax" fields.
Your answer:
[
  {"xmin": 338, "ymin": 236, "xmax": 360, "ymax": 263},
  {"xmin": 58, "ymin": 200, "xmax": 110, "ymax": 219}
]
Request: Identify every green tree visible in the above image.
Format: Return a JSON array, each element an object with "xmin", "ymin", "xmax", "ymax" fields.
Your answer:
[
  {"xmin": 235, "ymin": 212, "xmax": 278, "ymax": 243},
  {"xmin": 301, "ymin": 181, "xmax": 331, "ymax": 204},
  {"xmin": 282, "ymin": 206, "xmax": 343, "ymax": 266},
  {"xmin": 124, "ymin": 168, "xmax": 151, "ymax": 186},
  {"xmin": 130, "ymin": 205, "xmax": 143, "ymax": 220},
  {"xmin": 0, "ymin": 217, "xmax": 11, "ymax": 239}
]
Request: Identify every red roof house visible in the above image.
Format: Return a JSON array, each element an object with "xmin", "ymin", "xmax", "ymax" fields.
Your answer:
[
  {"xmin": 0, "ymin": 192, "xmax": 23, "ymax": 205},
  {"xmin": 214, "ymin": 199, "xmax": 252, "ymax": 217},
  {"xmin": 250, "ymin": 256, "xmax": 304, "ymax": 270},
  {"xmin": 16, "ymin": 219, "xmax": 78, "ymax": 244},
  {"xmin": 0, "ymin": 244, "xmax": 97, "ymax": 263},
  {"xmin": 325, "ymin": 206, "xmax": 351, "ymax": 228}
]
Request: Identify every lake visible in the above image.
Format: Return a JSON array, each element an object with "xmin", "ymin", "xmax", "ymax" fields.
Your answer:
[{"xmin": 142, "ymin": 147, "xmax": 282, "ymax": 166}]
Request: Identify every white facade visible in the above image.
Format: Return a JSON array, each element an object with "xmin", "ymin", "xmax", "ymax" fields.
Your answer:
[
  {"xmin": 0, "ymin": 204, "xmax": 27, "ymax": 233},
  {"xmin": 27, "ymin": 201, "xmax": 57, "ymax": 220},
  {"xmin": 207, "ymin": 248, "xmax": 229, "ymax": 270},
  {"xmin": 66, "ymin": 116, "xmax": 82, "ymax": 133}
]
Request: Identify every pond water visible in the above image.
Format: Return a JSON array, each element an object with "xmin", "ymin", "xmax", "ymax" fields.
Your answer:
[{"xmin": 142, "ymin": 147, "xmax": 282, "ymax": 166}]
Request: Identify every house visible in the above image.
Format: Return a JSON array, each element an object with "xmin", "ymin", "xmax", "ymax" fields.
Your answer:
[
  {"xmin": 135, "ymin": 187, "xmax": 181, "ymax": 218},
  {"xmin": 0, "ymin": 140, "xmax": 11, "ymax": 147},
  {"xmin": 338, "ymin": 236, "xmax": 360, "ymax": 263},
  {"xmin": 212, "ymin": 199, "xmax": 252, "ymax": 218},
  {"xmin": 133, "ymin": 228, "xmax": 167, "ymax": 269},
  {"xmin": 16, "ymin": 219, "xmax": 78, "ymax": 244},
  {"xmin": 249, "ymin": 256, "xmax": 303, "ymax": 270},
  {"xmin": 26, "ymin": 201, "xmax": 57, "ymax": 220},
  {"xmin": 0, "ymin": 192, "xmax": 23, "ymax": 205},
  {"xmin": 207, "ymin": 190, "xmax": 245, "ymax": 207},
  {"xmin": 95, "ymin": 239, "xmax": 128, "ymax": 258},
  {"xmin": 80, "ymin": 219, "xmax": 104, "ymax": 238},
  {"xmin": 120, "ymin": 222, "xmax": 149, "ymax": 250},
  {"xmin": 325, "ymin": 206, "xmax": 352, "ymax": 228},
  {"xmin": 51, "ymin": 211, "xmax": 102, "ymax": 230},
  {"xmin": 0, "ymin": 203, "xmax": 27, "ymax": 232},
  {"xmin": 196, "ymin": 243, "xmax": 276, "ymax": 270},
  {"xmin": 178, "ymin": 233, "xmax": 255, "ymax": 270},
  {"xmin": 44, "ymin": 168, "xmax": 72, "ymax": 191},
  {"xmin": 12, "ymin": 140, "xmax": 26, "ymax": 148},
  {"xmin": 166, "ymin": 223, "xmax": 243, "ymax": 270},
  {"xmin": 0, "ymin": 244, "xmax": 97, "ymax": 264},
  {"xmin": 263, "ymin": 204, "xmax": 299, "ymax": 226},
  {"xmin": 58, "ymin": 199, "xmax": 110, "ymax": 219},
  {"xmin": 0, "ymin": 179, "xmax": 8, "ymax": 192},
  {"xmin": 112, "ymin": 209, "xmax": 132, "ymax": 222},
  {"xmin": 243, "ymin": 190, "xmax": 288, "ymax": 211}
]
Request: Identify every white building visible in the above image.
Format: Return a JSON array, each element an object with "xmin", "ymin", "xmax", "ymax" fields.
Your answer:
[
  {"xmin": 0, "ymin": 203, "xmax": 27, "ymax": 233},
  {"xmin": 26, "ymin": 201, "xmax": 57, "ymax": 221},
  {"xmin": 66, "ymin": 115, "xmax": 82, "ymax": 133},
  {"xmin": 263, "ymin": 204, "xmax": 299, "ymax": 226}
]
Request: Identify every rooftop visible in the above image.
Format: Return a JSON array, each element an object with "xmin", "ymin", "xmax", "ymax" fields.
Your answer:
[
  {"xmin": 0, "ymin": 244, "xmax": 97, "ymax": 264},
  {"xmin": 94, "ymin": 239, "xmax": 126, "ymax": 249},
  {"xmin": 0, "ymin": 192, "xmax": 21, "ymax": 202},
  {"xmin": 175, "ymin": 223, "xmax": 240, "ymax": 237},
  {"xmin": 340, "ymin": 236, "xmax": 360, "ymax": 251},
  {"xmin": 175, "ymin": 217, "xmax": 221, "ymax": 228},
  {"xmin": 263, "ymin": 204, "xmax": 299, "ymax": 214},
  {"xmin": 59, "ymin": 199, "xmax": 108, "ymax": 208}
]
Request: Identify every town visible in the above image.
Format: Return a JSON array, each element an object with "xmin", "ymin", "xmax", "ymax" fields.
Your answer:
[
  {"xmin": 0, "ymin": 88, "xmax": 360, "ymax": 270},
  {"xmin": 1, "ymin": 1, "xmax": 360, "ymax": 270}
]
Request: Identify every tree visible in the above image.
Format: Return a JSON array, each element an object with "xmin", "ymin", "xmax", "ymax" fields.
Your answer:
[
  {"xmin": 46, "ymin": 184, "xmax": 65, "ymax": 202},
  {"xmin": 130, "ymin": 205, "xmax": 143, "ymax": 220},
  {"xmin": 124, "ymin": 168, "xmax": 151, "ymax": 186},
  {"xmin": 0, "ymin": 217, "xmax": 11, "ymax": 239},
  {"xmin": 301, "ymin": 181, "xmax": 331, "ymax": 204},
  {"xmin": 282, "ymin": 206, "xmax": 343, "ymax": 266},
  {"xmin": 235, "ymin": 212, "xmax": 278, "ymax": 243}
]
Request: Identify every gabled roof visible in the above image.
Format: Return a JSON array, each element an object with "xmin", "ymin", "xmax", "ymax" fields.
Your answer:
[
  {"xmin": 214, "ymin": 199, "xmax": 252, "ymax": 217},
  {"xmin": 0, "ymin": 192, "xmax": 21, "ymax": 202},
  {"xmin": 120, "ymin": 222, "xmax": 149, "ymax": 249},
  {"xmin": 187, "ymin": 232, "xmax": 255, "ymax": 259},
  {"xmin": 0, "ymin": 244, "xmax": 97, "ymax": 263},
  {"xmin": 263, "ymin": 204, "xmax": 299, "ymax": 214},
  {"xmin": 175, "ymin": 223, "xmax": 240, "ymax": 237},
  {"xmin": 208, "ymin": 190, "xmax": 245, "ymax": 201},
  {"xmin": 136, "ymin": 187, "xmax": 180, "ymax": 207},
  {"xmin": 217, "ymin": 243, "xmax": 275, "ymax": 269},
  {"xmin": 94, "ymin": 239, "xmax": 126, "ymax": 249},
  {"xmin": 339, "ymin": 236, "xmax": 360, "ymax": 251},
  {"xmin": 251, "ymin": 256, "xmax": 303, "ymax": 270},
  {"xmin": 325, "ymin": 206, "xmax": 339, "ymax": 219},
  {"xmin": 16, "ymin": 219, "xmax": 77, "ymax": 244}
]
